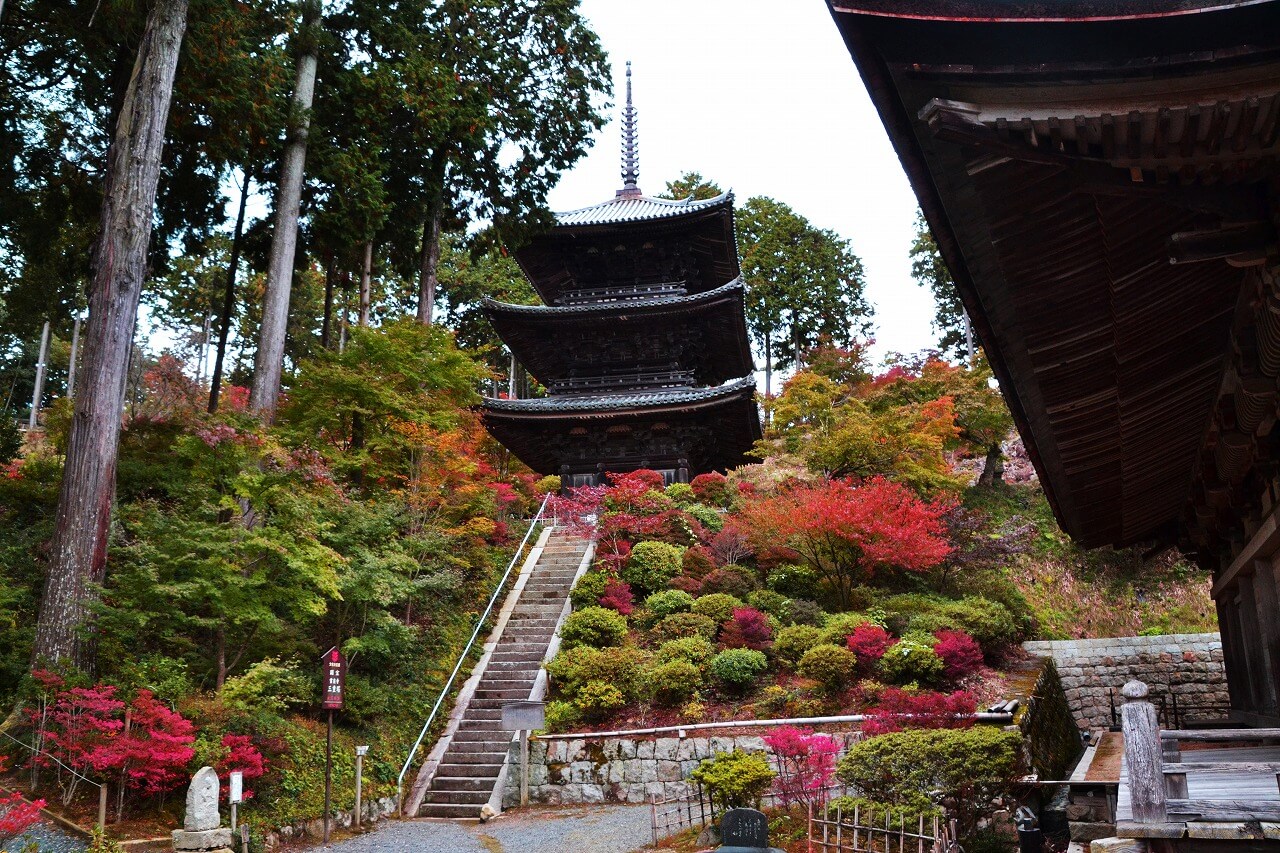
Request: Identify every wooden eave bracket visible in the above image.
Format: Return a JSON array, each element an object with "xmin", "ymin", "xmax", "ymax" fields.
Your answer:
[{"xmin": 1168, "ymin": 221, "xmax": 1277, "ymax": 264}]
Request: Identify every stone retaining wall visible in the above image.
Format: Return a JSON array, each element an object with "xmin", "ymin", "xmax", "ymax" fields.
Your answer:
[
  {"xmin": 502, "ymin": 732, "xmax": 862, "ymax": 808},
  {"xmin": 1022, "ymin": 633, "xmax": 1226, "ymax": 730}
]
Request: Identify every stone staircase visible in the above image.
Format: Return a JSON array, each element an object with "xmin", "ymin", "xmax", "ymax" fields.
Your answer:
[{"xmin": 416, "ymin": 530, "xmax": 590, "ymax": 819}]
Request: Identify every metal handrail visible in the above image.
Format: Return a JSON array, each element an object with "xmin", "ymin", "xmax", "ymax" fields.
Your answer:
[{"xmin": 396, "ymin": 492, "xmax": 553, "ymax": 813}]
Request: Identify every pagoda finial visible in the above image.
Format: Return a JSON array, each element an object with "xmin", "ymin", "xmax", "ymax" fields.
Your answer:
[{"xmin": 618, "ymin": 61, "xmax": 641, "ymax": 197}]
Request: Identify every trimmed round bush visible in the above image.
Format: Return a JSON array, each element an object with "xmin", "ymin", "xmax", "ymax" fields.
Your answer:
[
  {"xmin": 709, "ymin": 648, "xmax": 768, "ymax": 693},
  {"xmin": 559, "ymin": 606, "xmax": 628, "ymax": 650},
  {"xmin": 880, "ymin": 638, "xmax": 945, "ymax": 685},
  {"xmin": 569, "ymin": 571, "xmax": 609, "ymax": 611},
  {"xmin": 665, "ymin": 482, "xmax": 696, "ymax": 504},
  {"xmin": 545, "ymin": 645, "xmax": 650, "ymax": 702},
  {"xmin": 787, "ymin": 599, "xmax": 826, "ymax": 626},
  {"xmin": 646, "ymin": 659, "xmax": 703, "ymax": 707},
  {"xmin": 797, "ymin": 643, "xmax": 858, "ymax": 694},
  {"xmin": 681, "ymin": 546, "xmax": 716, "ymax": 579},
  {"xmin": 690, "ymin": 472, "xmax": 734, "ymax": 508},
  {"xmin": 766, "ymin": 563, "xmax": 818, "ymax": 598},
  {"xmin": 773, "ymin": 624, "xmax": 824, "ymax": 669},
  {"xmin": 645, "ymin": 589, "xmax": 695, "ymax": 620},
  {"xmin": 655, "ymin": 636, "xmax": 716, "ymax": 669},
  {"xmin": 691, "ymin": 592, "xmax": 744, "ymax": 624},
  {"xmin": 819, "ymin": 612, "xmax": 873, "ymax": 647},
  {"xmin": 534, "ymin": 475, "xmax": 562, "ymax": 495},
  {"xmin": 573, "ymin": 679, "xmax": 625, "ymax": 721},
  {"xmin": 691, "ymin": 749, "xmax": 775, "ymax": 809},
  {"xmin": 747, "ymin": 589, "xmax": 791, "ymax": 622},
  {"xmin": 934, "ymin": 629, "xmax": 984, "ymax": 681},
  {"xmin": 623, "ymin": 541, "xmax": 686, "ymax": 595},
  {"xmin": 699, "ymin": 566, "xmax": 758, "ymax": 598},
  {"xmin": 543, "ymin": 700, "xmax": 581, "ymax": 733},
  {"xmin": 685, "ymin": 503, "xmax": 724, "ymax": 533},
  {"xmin": 651, "ymin": 612, "xmax": 718, "ymax": 644}
]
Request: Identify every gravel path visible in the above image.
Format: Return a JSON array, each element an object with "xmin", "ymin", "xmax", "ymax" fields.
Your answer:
[
  {"xmin": 1, "ymin": 821, "xmax": 86, "ymax": 853},
  {"xmin": 321, "ymin": 804, "xmax": 654, "ymax": 853}
]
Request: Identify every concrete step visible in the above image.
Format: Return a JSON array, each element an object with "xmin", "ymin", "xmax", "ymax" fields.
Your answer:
[
  {"xmin": 437, "ymin": 761, "xmax": 504, "ymax": 777},
  {"xmin": 449, "ymin": 730, "xmax": 511, "ymax": 744},
  {"xmin": 422, "ymin": 789, "xmax": 491, "ymax": 805},
  {"xmin": 441, "ymin": 750, "xmax": 508, "ymax": 765},
  {"xmin": 428, "ymin": 776, "xmax": 497, "ymax": 792},
  {"xmin": 419, "ymin": 802, "xmax": 489, "ymax": 819},
  {"xmin": 473, "ymin": 688, "xmax": 532, "ymax": 700}
]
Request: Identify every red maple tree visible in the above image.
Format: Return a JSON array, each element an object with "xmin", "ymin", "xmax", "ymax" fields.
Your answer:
[{"xmin": 737, "ymin": 477, "xmax": 952, "ymax": 607}]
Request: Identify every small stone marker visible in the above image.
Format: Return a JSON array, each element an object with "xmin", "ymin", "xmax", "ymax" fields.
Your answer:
[
  {"xmin": 716, "ymin": 807, "xmax": 784, "ymax": 853},
  {"xmin": 173, "ymin": 767, "xmax": 233, "ymax": 853},
  {"xmin": 185, "ymin": 767, "xmax": 220, "ymax": 832}
]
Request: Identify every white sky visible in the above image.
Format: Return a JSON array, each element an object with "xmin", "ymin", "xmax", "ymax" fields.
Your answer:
[{"xmin": 546, "ymin": 0, "xmax": 940, "ymax": 364}]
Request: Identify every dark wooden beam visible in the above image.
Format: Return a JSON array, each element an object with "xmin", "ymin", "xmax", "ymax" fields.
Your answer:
[{"xmin": 1168, "ymin": 222, "xmax": 1276, "ymax": 264}]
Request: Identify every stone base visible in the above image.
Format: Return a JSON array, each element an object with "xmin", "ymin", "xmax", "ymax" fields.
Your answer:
[
  {"xmin": 1071, "ymin": 822, "xmax": 1118, "ymax": 843},
  {"xmin": 1090, "ymin": 838, "xmax": 1147, "ymax": 853},
  {"xmin": 173, "ymin": 827, "xmax": 233, "ymax": 851}
]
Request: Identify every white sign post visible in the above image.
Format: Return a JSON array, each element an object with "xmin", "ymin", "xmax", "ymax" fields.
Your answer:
[
  {"xmin": 502, "ymin": 702, "xmax": 545, "ymax": 807},
  {"xmin": 229, "ymin": 771, "xmax": 244, "ymax": 831},
  {"xmin": 354, "ymin": 745, "xmax": 369, "ymax": 828}
]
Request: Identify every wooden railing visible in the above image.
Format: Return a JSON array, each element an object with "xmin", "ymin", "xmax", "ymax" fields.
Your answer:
[
  {"xmin": 557, "ymin": 281, "xmax": 687, "ymax": 305},
  {"xmin": 1120, "ymin": 679, "xmax": 1280, "ymax": 825},
  {"xmin": 808, "ymin": 803, "xmax": 957, "ymax": 853}
]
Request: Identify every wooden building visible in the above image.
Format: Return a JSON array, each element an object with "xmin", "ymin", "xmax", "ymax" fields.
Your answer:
[
  {"xmin": 480, "ymin": 65, "xmax": 761, "ymax": 487},
  {"xmin": 825, "ymin": 0, "xmax": 1280, "ymax": 843}
]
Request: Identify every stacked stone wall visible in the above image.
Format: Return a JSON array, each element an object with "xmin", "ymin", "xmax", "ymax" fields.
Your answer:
[
  {"xmin": 1022, "ymin": 633, "xmax": 1226, "ymax": 731},
  {"xmin": 502, "ymin": 732, "xmax": 861, "ymax": 808}
]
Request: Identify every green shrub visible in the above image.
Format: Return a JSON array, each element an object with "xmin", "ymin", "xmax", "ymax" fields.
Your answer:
[
  {"xmin": 690, "ymin": 749, "xmax": 774, "ymax": 809},
  {"xmin": 773, "ymin": 624, "xmax": 824, "ymax": 669},
  {"xmin": 0, "ymin": 415, "xmax": 21, "ymax": 465},
  {"xmin": 879, "ymin": 638, "xmax": 945, "ymax": 685},
  {"xmin": 836, "ymin": 727, "xmax": 1024, "ymax": 839},
  {"xmin": 535, "ymin": 474, "xmax": 562, "ymax": 495},
  {"xmin": 655, "ymin": 636, "xmax": 716, "ymax": 669},
  {"xmin": 826, "ymin": 794, "xmax": 942, "ymax": 826},
  {"xmin": 787, "ymin": 598, "xmax": 826, "ymax": 626},
  {"xmin": 220, "ymin": 657, "xmax": 311, "ymax": 714},
  {"xmin": 559, "ymin": 605, "xmax": 629, "ymax": 649},
  {"xmin": 646, "ymin": 589, "xmax": 695, "ymax": 619},
  {"xmin": 546, "ymin": 645, "xmax": 650, "ymax": 701},
  {"xmin": 543, "ymin": 700, "xmax": 581, "ymax": 733},
  {"xmin": 651, "ymin": 612, "xmax": 718, "ymax": 644},
  {"xmin": 700, "ymin": 566, "xmax": 758, "ymax": 598},
  {"xmin": 766, "ymin": 563, "xmax": 819, "ymax": 598},
  {"xmin": 709, "ymin": 648, "xmax": 768, "ymax": 693},
  {"xmin": 623, "ymin": 541, "xmax": 686, "ymax": 595},
  {"xmin": 569, "ymin": 571, "xmax": 610, "ymax": 610},
  {"xmin": 754, "ymin": 684, "xmax": 791, "ymax": 717},
  {"xmin": 685, "ymin": 502, "xmax": 724, "ymax": 532},
  {"xmin": 881, "ymin": 594, "xmax": 1022, "ymax": 650},
  {"xmin": 665, "ymin": 482, "xmax": 696, "ymax": 504},
  {"xmin": 691, "ymin": 592, "xmax": 744, "ymax": 623},
  {"xmin": 797, "ymin": 643, "xmax": 857, "ymax": 694},
  {"xmin": 747, "ymin": 589, "xmax": 791, "ymax": 621},
  {"xmin": 819, "ymin": 612, "xmax": 872, "ymax": 647},
  {"xmin": 573, "ymin": 679, "xmax": 626, "ymax": 721},
  {"xmin": 646, "ymin": 659, "xmax": 704, "ymax": 707}
]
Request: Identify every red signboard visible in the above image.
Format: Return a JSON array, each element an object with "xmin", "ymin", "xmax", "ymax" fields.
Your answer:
[{"xmin": 321, "ymin": 647, "xmax": 345, "ymax": 710}]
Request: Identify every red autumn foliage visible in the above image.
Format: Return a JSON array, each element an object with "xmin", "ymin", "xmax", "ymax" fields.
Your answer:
[
  {"xmin": 736, "ymin": 477, "xmax": 952, "ymax": 608},
  {"xmin": 97, "ymin": 690, "xmax": 196, "ymax": 797},
  {"xmin": 0, "ymin": 792, "xmax": 44, "ymax": 843},
  {"xmin": 933, "ymin": 629, "xmax": 984, "ymax": 681},
  {"xmin": 847, "ymin": 624, "xmax": 893, "ymax": 672},
  {"xmin": 719, "ymin": 607, "xmax": 773, "ymax": 651},
  {"xmin": 216, "ymin": 735, "xmax": 267, "ymax": 800},
  {"xmin": 762, "ymin": 725, "xmax": 840, "ymax": 809},
  {"xmin": 598, "ymin": 577, "xmax": 635, "ymax": 616},
  {"xmin": 861, "ymin": 688, "xmax": 977, "ymax": 736},
  {"xmin": 690, "ymin": 472, "xmax": 733, "ymax": 507}
]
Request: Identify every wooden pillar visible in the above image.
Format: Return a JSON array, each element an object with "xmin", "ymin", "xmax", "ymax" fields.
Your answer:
[
  {"xmin": 1234, "ymin": 587, "xmax": 1265, "ymax": 713},
  {"xmin": 1120, "ymin": 680, "xmax": 1167, "ymax": 824},
  {"xmin": 1217, "ymin": 594, "xmax": 1247, "ymax": 712},
  {"xmin": 1251, "ymin": 559, "xmax": 1280, "ymax": 715}
]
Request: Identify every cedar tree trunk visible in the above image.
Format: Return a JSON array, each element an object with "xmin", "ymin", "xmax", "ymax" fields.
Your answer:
[
  {"xmin": 977, "ymin": 442, "xmax": 1005, "ymax": 486},
  {"xmin": 416, "ymin": 203, "xmax": 442, "ymax": 325},
  {"xmin": 358, "ymin": 240, "xmax": 372, "ymax": 327},
  {"xmin": 208, "ymin": 167, "xmax": 251, "ymax": 413},
  {"xmin": 249, "ymin": 0, "xmax": 320, "ymax": 420},
  {"xmin": 32, "ymin": 0, "xmax": 189, "ymax": 670}
]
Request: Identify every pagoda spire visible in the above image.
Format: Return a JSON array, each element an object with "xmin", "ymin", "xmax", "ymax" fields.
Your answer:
[{"xmin": 618, "ymin": 61, "xmax": 641, "ymax": 198}]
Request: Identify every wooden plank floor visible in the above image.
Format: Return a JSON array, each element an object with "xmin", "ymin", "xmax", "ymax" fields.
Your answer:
[{"xmin": 1117, "ymin": 745, "xmax": 1280, "ymax": 821}]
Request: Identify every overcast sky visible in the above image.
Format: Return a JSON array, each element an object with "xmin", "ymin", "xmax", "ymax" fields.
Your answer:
[{"xmin": 547, "ymin": 0, "xmax": 939, "ymax": 364}]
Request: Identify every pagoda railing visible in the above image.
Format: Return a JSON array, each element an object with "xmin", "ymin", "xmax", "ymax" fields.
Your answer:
[
  {"xmin": 550, "ymin": 369, "xmax": 696, "ymax": 395},
  {"xmin": 556, "ymin": 281, "xmax": 687, "ymax": 305}
]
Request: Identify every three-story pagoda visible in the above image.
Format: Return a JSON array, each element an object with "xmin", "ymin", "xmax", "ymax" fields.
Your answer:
[{"xmin": 480, "ymin": 65, "xmax": 761, "ymax": 488}]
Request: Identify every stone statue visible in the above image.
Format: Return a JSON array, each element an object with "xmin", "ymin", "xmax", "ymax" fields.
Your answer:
[{"xmin": 173, "ymin": 767, "xmax": 233, "ymax": 853}]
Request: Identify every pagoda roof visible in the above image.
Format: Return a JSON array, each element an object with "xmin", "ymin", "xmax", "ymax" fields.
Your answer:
[
  {"xmin": 556, "ymin": 191, "xmax": 733, "ymax": 227},
  {"xmin": 482, "ymin": 280, "xmax": 754, "ymax": 388},
  {"xmin": 825, "ymin": 0, "xmax": 1280, "ymax": 548},
  {"xmin": 479, "ymin": 377, "xmax": 762, "ymax": 475},
  {"xmin": 482, "ymin": 376, "xmax": 757, "ymax": 416}
]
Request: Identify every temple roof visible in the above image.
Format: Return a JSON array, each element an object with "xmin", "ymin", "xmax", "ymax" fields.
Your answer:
[
  {"xmin": 482, "ymin": 376, "xmax": 758, "ymax": 416},
  {"xmin": 825, "ymin": 0, "xmax": 1280, "ymax": 548},
  {"xmin": 556, "ymin": 192, "xmax": 734, "ymax": 227}
]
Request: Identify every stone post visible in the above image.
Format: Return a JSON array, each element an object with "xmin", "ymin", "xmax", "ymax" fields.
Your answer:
[{"xmin": 1120, "ymin": 680, "xmax": 1166, "ymax": 823}]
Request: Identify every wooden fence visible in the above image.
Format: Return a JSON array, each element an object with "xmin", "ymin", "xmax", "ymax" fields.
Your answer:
[{"xmin": 807, "ymin": 803, "xmax": 958, "ymax": 853}]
